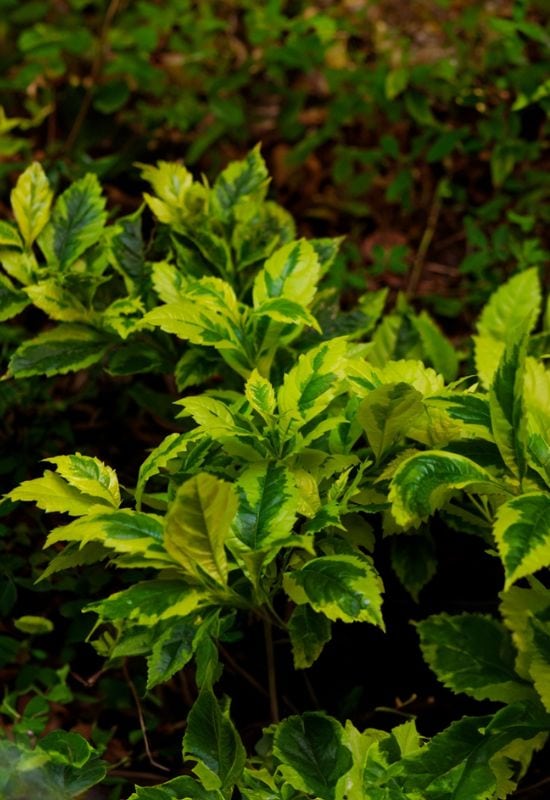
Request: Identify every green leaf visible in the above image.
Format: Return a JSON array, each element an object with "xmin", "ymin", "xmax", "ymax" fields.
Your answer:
[
  {"xmin": 0, "ymin": 220, "xmax": 22, "ymax": 248},
  {"xmin": 284, "ymin": 554, "xmax": 384, "ymax": 627},
  {"xmin": 416, "ymin": 613, "xmax": 533, "ymax": 703},
  {"xmin": 38, "ymin": 173, "xmax": 107, "ymax": 269},
  {"xmin": 0, "ymin": 273, "xmax": 29, "ymax": 321},
  {"xmin": 231, "ymin": 462, "xmax": 298, "ymax": 551},
  {"xmin": 183, "ymin": 687, "xmax": 246, "ymax": 792},
  {"xmin": 39, "ymin": 731, "xmax": 93, "ymax": 767},
  {"xmin": 523, "ymin": 357, "xmax": 550, "ymax": 484},
  {"xmin": 7, "ymin": 470, "xmax": 111, "ymax": 516},
  {"xmin": 8, "ymin": 324, "xmax": 110, "ymax": 378},
  {"xmin": 46, "ymin": 509, "xmax": 166, "ymax": 558},
  {"xmin": 143, "ymin": 277, "xmax": 250, "ymax": 376},
  {"xmin": 164, "ymin": 473, "xmax": 238, "ymax": 586},
  {"xmin": 24, "ymin": 279, "xmax": 89, "ymax": 322},
  {"xmin": 477, "ymin": 268, "xmax": 541, "ymax": 344},
  {"xmin": 11, "ymin": 162, "xmax": 53, "ymax": 247},
  {"xmin": 136, "ymin": 432, "xmax": 193, "ymax": 509},
  {"xmin": 393, "ymin": 703, "xmax": 550, "ymax": 800},
  {"xmin": 411, "ymin": 311, "xmax": 458, "ymax": 382},
  {"xmin": 489, "ymin": 332, "xmax": 527, "ymax": 477},
  {"xmin": 44, "ymin": 453, "xmax": 120, "ymax": 507},
  {"xmin": 212, "ymin": 145, "xmax": 269, "ymax": 222},
  {"xmin": 13, "ymin": 616, "xmax": 54, "ymax": 635},
  {"xmin": 273, "ymin": 712, "xmax": 352, "ymax": 800},
  {"xmin": 278, "ymin": 338, "xmax": 348, "ymax": 428},
  {"xmin": 253, "ymin": 296, "xmax": 320, "ymax": 331},
  {"xmin": 129, "ymin": 775, "xmax": 218, "ymax": 800},
  {"xmin": 389, "ymin": 451, "xmax": 503, "ymax": 527},
  {"xmin": 245, "ymin": 369, "xmax": 276, "ymax": 420},
  {"xmin": 494, "ymin": 493, "xmax": 550, "ymax": 587},
  {"xmin": 390, "ymin": 532, "xmax": 437, "ymax": 602},
  {"xmin": 87, "ymin": 580, "xmax": 203, "ymax": 624},
  {"xmin": 288, "ymin": 605, "xmax": 331, "ymax": 669},
  {"xmin": 357, "ymin": 382, "xmax": 424, "ymax": 462},
  {"xmin": 253, "ymin": 239, "xmax": 320, "ymax": 310},
  {"xmin": 140, "ymin": 161, "xmax": 196, "ymax": 223},
  {"xmin": 146, "ymin": 618, "xmax": 196, "ymax": 689}
]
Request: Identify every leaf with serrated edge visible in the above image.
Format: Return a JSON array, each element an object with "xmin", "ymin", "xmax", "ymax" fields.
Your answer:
[
  {"xmin": 45, "ymin": 453, "xmax": 120, "ymax": 507},
  {"xmin": 38, "ymin": 173, "xmax": 107, "ymax": 269},
  {"xmin": 357, "ymin": 382, "xmax": 424, "ymax": 462},
  {"xmin": 416, "ymin": 613, "xmax": 533, "ymax": 703},
  {"xmin": 164, "ymin": 474, "xmax": 237, "ymax": 586},
  {"xmin": 284, "ymin": 554, "xmax": 384, "ymax": 627},
  {"xmin": 11, "ymin": 162, "xmax": 53, "ymax": 247},
  {"xmin": 494, "ymin": 493, "xmax": 550, "ymax": 587},
  {"xmin": 253, "ymin": 239, "xmax": 320, "ymax": 309},
  {"xmin": 7, "ymin": 471, "xmax": 110, "ymax": 516},
  {"xmin": 183, "ymin": 688, "xmax": 246, "ymax": 792},
  {"xmin": 288, "ymin": 605, "xmax": 331, "ymax": 669},
  {"xmin": 389, "ymin": 451, "xmax": 505, "ymax": 527},
  {"xmin": 8, "ymin": 324, "xmax": 109, "ymax": 378},
  {"xmin": 274, "ymin": 713, "xmax": 352, "ymax": 800}
]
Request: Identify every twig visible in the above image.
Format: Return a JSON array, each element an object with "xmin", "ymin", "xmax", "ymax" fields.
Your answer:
[
  {"xmin": 218, "ymin": 643, "xmax": 270, "ymax": 699},
  {"xmin": 109, "ymin": 769, "xmax": 173, "ymax": 782},
  {"xmin": 515, "ymin": 774, "xmax": 550, "ymax": 795},
  {"xmin": 122, "ymin": 661, "xmax": 170, "ymax": 772},
  {"xmin": 263, "ymin": 619, "xmax": 279, "ymax": 723},
  {"xmin": 406, "ymin": 189, "xmax": 442, "ymax": 299},
  {"xmin": 65, "ymin": 0, "xmax": 122, "ymax": 152}
]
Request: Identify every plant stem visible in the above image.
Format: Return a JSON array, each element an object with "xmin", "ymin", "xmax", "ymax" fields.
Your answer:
[
  {"xmin": 406, "ymin": 188, "xmax": 442, "ymax": 299},
  {"xmin": 66, "ymin": 0, "xmax": 122, "ymax": 152},
  {"xmin": 263, "ymin": 618, "xmax": 279, "ymax": 723},
  {"xmin": 122, "ymin": 661, "xmax": 170, "ymax": 772}
]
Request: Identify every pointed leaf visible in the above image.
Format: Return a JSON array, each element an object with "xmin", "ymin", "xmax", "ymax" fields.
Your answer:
[
  {"xmin": 389, "ymin": 451, "xmax": 504, "ymax": 527},
  {"xmin": 494, "ymin": 493, "xmax": 550, "ymax": 587},
  {"xmin": 164, "ymin": 474, "xmax": 238, "ymax": 586},
  {"xmin": 231, "ymin": 462, "xmax": 298, "ymax": 551},
  {"xmin": 0, "ymin": 272, "xmax": 29, "ymax": 321},
  {"xmin": 44, "ymin": 453, "xmax": 120, "ymax": 507},
  {"xmin": 8, "ymin": 324, "xmax": 110, "ymax": 378},
  {"xmin": 357, "ymin": 382, "xmax": 424, "ymax": 462},
  {"xmin": 146, "ymin": 619, "xmax": 196, "ymax": 689},
  {"xmin": 39, "ymin": 173, "xmax": 107, "ymax": 269},
  {"xmin": 489, "ymin": 332, "xmax": 528, "ymax": 477},
  {"xmin": 253, "ymin": 239, "xmax": 320, "ymax": 310},
  {"xmin": 136, "ymin": 432, "xmax": 193, "ymax": 509},
  {"xmin": 245, "ymin": 369, "xmax": 276, "ymax": 419},
  {"xmin": 11, "ymin": 162, "xmax": 53, "ymax": 247},
  {"xmin": 284, "ymin": 554, "xmax": 384, "ymax": 627},
  {"xmin": 183, "ymin": 688, "xmax": 246, "ymax": 792},
  {"xmin": 416, "ymin": 613, "xmax": 533, "ymax": 703},
  {"xmin": 7, "ymin": 471, "xmax": 110, "ymax": 516},
  {"xmin": 288, "ymin": 605, "xmax": 331, "ymax": 669},
  {"xmin": 212, "ymin": 146, "xmax": 269, "ymax": 222},
  {"xmin": 273, "ymin": 712, "xmax": 352, "ymax": 800},
  {"xmin": 87, "ymin": 580, "xmax": 202, "ymax": 624}
]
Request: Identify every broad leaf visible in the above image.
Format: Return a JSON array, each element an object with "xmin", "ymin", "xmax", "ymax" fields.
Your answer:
[
  {"xmin": 284, "ymin": 554, "xmax": 384, "ymax": 627},
  {"xmin": 253, "ymin": 239, "xmax": 320, "ymax": 310},
  {"xmin": 411, "ymin": 311, "xmax": 458, "ymax": 382},
  {"xmin": 8, "ymin": 324, "xmax": 110, "ymax": 377},
  {"xmin": 212, "ymin": 145, "xmax": 269, "ymax": 222},
  {"xmin": 494, "ymin": 493, "xmax": 550, "ymax": 587},
  {"xmin": 278, "ymin": 338, "xmax": 348, "ymax": 429},
  {"xmin": 273, "ymin": 712, "xmax": 352, "ymax": 800},
  {"xmin": 39, "ymin": 173, "xmax": 107, "ymax": 269},
  {"xmin": 0, "ymin": 273, "xmax": 28, "ymax": 321},
  {"xmin": 146, "ymin": 618, "xmax": 196, "ymax": 689},
  {"xmin": 390, "ymin": 532, "xmax": 437, "ymax": 602},
  {"xmin": 231, "ymin": 462, "xmax": 298, "ymax": 551},
  {"xmin": 44, "ymin": 454, "xmax": 120, "ymax": 507},
  {"xmin": 389, "ymin": 451, "xmax": 504, "ymax": 527},
  {"xmin": 245, "ymin": 369, "xmax": 276, "ymax": 420},
  {"xmin": 489, "ymin": 332, "xmax": 527, "ymax": 477},
  {"xmin": 416, "ymin": 613, "xmax": 533, "ymax": 703},
  {"xmin": 183, "ymin": 688, "xmax": 246, "ymax": 792},
  {"xmin": 0, "ymin": 220, "xmax": 22, "ymax": 248},
  {"xmin": 87, "ymin": 580, "xmax": 203, "ymax": 624},
  {"xmin": 136, "ymin": 432, "xmax": 193, "ymax": 508},
  {"xmin": 164, "ymin": 474, "xmax": 238, "ymax": 586},
  {"xmin": 11, "ymin": 162, "xmax": 53, "ymax": 247},
  {"xmin": 25, "ymin": 279, "xmax": 89, "ymax": 322},
  {"xmin": 357, "ymin": 382, "xmax": 424, "ymax": 462},
  {"xmin": 288, "ymin": 605, "xmax": 331, "ymax": 669},
  {"xmin": 7, "ymin": 471, "xmax": 110, "ymax": 516}
]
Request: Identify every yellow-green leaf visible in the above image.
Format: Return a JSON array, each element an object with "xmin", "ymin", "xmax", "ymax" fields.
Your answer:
[
  {"xmin": 164, "ymin": 473, "xmax": 238, "ymax": 586},
  {"xmin": 11, "ymin": 162, "xmax": 53, "ymax": 247}
]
